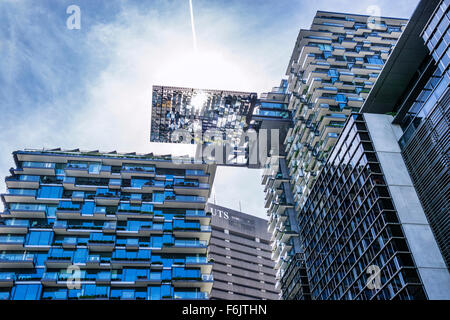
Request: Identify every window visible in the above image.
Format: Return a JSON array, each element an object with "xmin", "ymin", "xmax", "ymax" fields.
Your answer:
[
  {"xmin": 26, "ymin": 231, "xmax": 53, "ymax": 246},
  {"xmin": 42, "ymin": 288, "xmax": 67, "ymax": 300},
  {"xmin": 148, "ymin": 286, "xmax": 161, "ymax": 300},
  {"xmin": 12, "ymin": 284, "xmax": 41, "ymax": 300},
  {"xmin": 81, "ymin": 284, "xmax": 109, "ymax": 298},
  {"xmin": 131, "ymin": 178, "xmax": 151, "ymax": 188},
  {"xmin": 22, "ymin": 162, "xmax": 54, "ymax": 169},
  {"xmin": 81, "ymin": 201, "xmax": 95, "ymax": 215},
  {"xmin": 88, "ymin": 163, "xmax": 102, "ymax": 174},
  {"xmin": 38, "ymin": 186, "xmax": 63, "ymax": 199},
  {"xmin": 8, "ymin": 189, "xmax": 36, "ymax": 196},
  {"xmin": 153, "ymin": 192, "xmax": 165, "ymax": 202}
]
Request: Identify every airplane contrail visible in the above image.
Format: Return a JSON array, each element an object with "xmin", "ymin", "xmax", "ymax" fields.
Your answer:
[{"xmin": 189, "ymin": 0, "xmax": 198, "ymax": 52}]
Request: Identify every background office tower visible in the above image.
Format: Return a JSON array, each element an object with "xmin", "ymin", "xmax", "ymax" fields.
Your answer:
[
  {"xmin": 0, "ymin": 149, "xmax": 216, "ymax": 300},
  {"xmin": 282, "ymin": 0, "xmax": 450, "ymax": 300},
  {"xmin": 206, "ymin": 203, "xmax": 279, "ymax": 300},
  {"xmin": 264, "ymin": 11, "xmax": 408, "ymax": 299}
]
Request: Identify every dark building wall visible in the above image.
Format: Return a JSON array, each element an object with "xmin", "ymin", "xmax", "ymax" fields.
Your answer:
[
  {"xmin": 297, "ymin": 114, "xmax": 429, "ymax": 300},
  {"xmin": 206, "ymin": 203, "xmax": 279, "ymax": 300},
  {"xmin": 397, "ymin": 0, "xmax": 450, "ymax": 269}
]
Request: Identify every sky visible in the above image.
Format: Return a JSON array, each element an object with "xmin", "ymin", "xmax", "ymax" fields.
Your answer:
[{"xmin": 0, "ymin": 0, "xmax": 419, "ymax": 218}]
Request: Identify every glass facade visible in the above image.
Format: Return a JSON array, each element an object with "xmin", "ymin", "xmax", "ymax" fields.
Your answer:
[
  {"xmin": 0, "ymin": 149, "xmax": 216, "ymax": 300},
  {"xmin": 297, "ymin": 114, "xmax": 427, "ymax": 300}
]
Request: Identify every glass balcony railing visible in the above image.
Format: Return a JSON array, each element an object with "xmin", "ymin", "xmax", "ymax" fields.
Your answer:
[
  {"xmin": 122, "ymin": 165, "xmax": 155, "ymax": 173},
  {"xmin": 0, "ymin": 254, "xmax": 35, "ymax": 263},
  {"xmin": 185, "ymin": 256, "xmax": 208, "ymax": 264},
  {"xmin": 200, "ymin": 225, "xmax": 211, "ymax": 232},
  {"xmin": 185, "ymin": 170, "xmax": 206, "ymax": 176},
  {"xmin": 9, "ymin": 203, "xmax": 46, "ymax": 212},
  {"xmin": 201, "ymin": 274, "xmax": 214, "ymax": 281},
  {"xmin": 173, "ymin": 291, "xmax": 209, "ymax": 299},
  {"xmin": 62, "ymin": 237, "xmax": 77, "ymax": 246},
  {"xmin": 87, "ymin": 256, "xmax": 101, "ymax": 264},
  {"xmin": 165, "ymin": 195, "xmax": 205, "ymax": 202},
  {"xmin": 2, "ymin": 220, "xmax": 29, "ymax": 227},
  {"xmin": 63, "ymin": 177, "xmax": 75, "ymax": 184},
  {"xmin": 22, "ymin": 162, "xmax": 55, "ymax": 169},
  {"xmin": 0, "ymin": 273, "xmax": 15, "ymax": 280},
  {"xmin": 185, "ymin": 210, "xmax": 206, "ymax": 217},
  {"xmin": 109, "ymin": 179, "xmax": 121, "ymax": 186},
  {"xmin": 6, "ymin": 189, "xmax": 37, "ymax": 196},
  {"xmin": 6, "ymin": 175, "xmax": 40, "ymax": 182},
  {"xmin": 173, "ymin": 240, "xmax": 207, "ymax": 247}
]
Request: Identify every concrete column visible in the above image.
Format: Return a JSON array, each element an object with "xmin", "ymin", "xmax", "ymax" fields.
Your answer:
[{"xmin": 364, "ymin": 113, "xmax": 450, "ymax": 300}]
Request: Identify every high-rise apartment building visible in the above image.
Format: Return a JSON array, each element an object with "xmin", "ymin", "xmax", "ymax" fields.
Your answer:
[
  {"xmin": 0, "ymin": 149, "xmax": 216, "ymax": 300},
  {"xmin": 206, "ymin": 203, "xmax": 279, "ymax": 300},
  {"xmin": 284, "ymin": 11, "xmax": 408, "ymax": 211}
]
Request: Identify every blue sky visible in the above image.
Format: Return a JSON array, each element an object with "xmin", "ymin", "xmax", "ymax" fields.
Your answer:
[{"xmin": 0, "ymin": 0, "xmax": 419, "ymax": 217}]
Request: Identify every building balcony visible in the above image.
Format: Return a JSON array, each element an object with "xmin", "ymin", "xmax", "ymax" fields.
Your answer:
[
  {"xmin": 185, "ymin": 260, "xmax": 213, "ymax": 274},
  {"xmin": 280, "ymin": 241, "xmax": 293, "ymax": 258},
  {"xmin": 83, "ymin": 256, "xmax": 110, "ymax": 268},
  {"xmin": 160, "ymin": 240, "xmax": 208, "ymax": 254},
  {"xmin": 347, "ymin": 96, "xmax": 364, "ymax": 107},
  {"xmin": 0, "ymin": 255, "xmax": 35, "ymax": 268},
  {"xmin": 163, "ymin": 196, "xmax": 205, "ymax": 209},
  {"xmin": 110, "ymin": 258, "xmax": 151, "ymax": 268},
  {"xmin": 133, "ymin": 277, "xmax": 162, "ymax": 287},
  {"xmin": 0, "ymin": 238, "xmax": 24, "ymax": 250},
  {"xmin": 271, "ymin": 246, "xmax": 281, "ymax": 261},
  {"xmin": 55, "ymin": 208, "xmax": 82, "ymax": 220},
  {"xmin": 170, "ymin": 291, "xmax": 209, "ymax": 300},
  {"xmin": 14, "ymin": 166, "xmax": 55, "ymax": 176},
  {"xmin": 5, "ymin": 175, "xmax": 40, "ymax": 189},
  {"xmin": 173, "ymin": 225, "xmax": 211, "ymax": 242},
  {"xmin": 322, "ymin": 132, "xmax": 339, "ymax": 151},
  {"xmin": 185, "ymin": 170, "xmax": 209, "ymax": 178},
  {"xmin": 0, "ymin": 273, "xmax": 15, "ymax": 287},
  {"xmin": 172, "ymin": 274, "xmax": 214, "ymax": 292},
  {"xmin": 116, "ymin": 209, "xmax": 154, "ymax": 219},
  {"xmin": 120, "ymin": 167, "xmax": 156, "ymax": 179},
  {"xmin": 116, "ymin": 225, "xmax": 164, "ymax": 237},
  {"xmin": 45, "ymin": 256, "xmax": 73, "ymax": 268},
  {"xmin": 3, "ymin": 187, "xmax": 36, "ymax": 201},
  {"xmin": 87, "ymin": 240, "xmax": 115, "ymax": 252},
  {"xmin": 60, "ymin": 237, "xmax": 77, "ymax": 249},
  {"xmin": 267, "ymin": 216, "xmax": 277, "ymax": 233},
  {"xmin": 185, "ymin": 210, "xmax": 211, "ymax": 224},
  {"xmin": 0, "ymin": 223, "xmax": 28, "ymax": 234},
  {"xmin": 94, "ymin": 194, "xmax": 120, "ymax": 206},
  {"xmin": 4, "ymin": 206, "xmax": 47, "ymax": 219}
]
